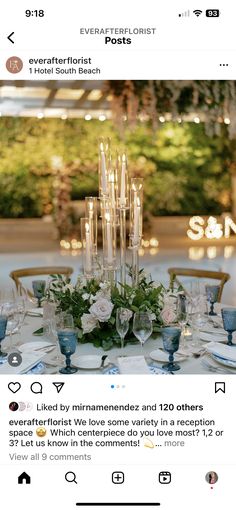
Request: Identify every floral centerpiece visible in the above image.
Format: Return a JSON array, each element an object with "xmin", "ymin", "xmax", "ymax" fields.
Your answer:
[{"xmin": 49, "ymin": 269, "xmax": 178, "ymax": 350}]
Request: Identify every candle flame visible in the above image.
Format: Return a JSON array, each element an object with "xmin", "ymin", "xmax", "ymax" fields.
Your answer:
[
  {"xmin": 85, "ymin": 222, "xmax": 90, "ymax": 233},
  {"xmin": 109, "ymin": 171, "xmax": 115, "ymax": 183},
  {"xmin": 100, "ymin": 141, "xmax": 104, "ymax": 152},
  {"xmin": 105, "ymin": 212, "xmax": 111, "ymax": 222}
]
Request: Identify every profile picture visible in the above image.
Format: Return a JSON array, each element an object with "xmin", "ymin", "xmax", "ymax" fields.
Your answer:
[
  {"xmin": 205, "ymin": 471, "xmax": 218, "ymax": 484},
  {"xmin": 9, "ymin": 402, "xmax": 19, "ymax": 411}
]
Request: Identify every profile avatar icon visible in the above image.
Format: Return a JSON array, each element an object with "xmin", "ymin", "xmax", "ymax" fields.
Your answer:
[
  {"xmin": 6, "ymin": 56, "xmax": 23, "ymax": 74},
  {"xmin": 205, "ymin": 471, "xmax": 218, "ymax": 484}
]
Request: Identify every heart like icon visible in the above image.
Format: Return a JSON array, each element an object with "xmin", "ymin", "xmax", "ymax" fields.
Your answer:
[{"xmin": 8, "ymin": 382, "xmax": 21, "ymax": 394}]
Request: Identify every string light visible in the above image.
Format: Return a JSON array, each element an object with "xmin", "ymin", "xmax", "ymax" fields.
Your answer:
[
  {"xmin": 224, "ymin": 246, "xmax": 234, "ymax": 259},
  {"xmin": 188, "ymin": 247, "xmax": 205, "ymax": 261},
  {"xmin": 207, "ymin": 246, "xmax": 217, "ymax": 259},
  {"xmin": 85, "ymin": 114, "xmax": 92, "ymax": 121}
]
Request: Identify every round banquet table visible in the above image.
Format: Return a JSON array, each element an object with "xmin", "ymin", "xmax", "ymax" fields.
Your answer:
[{"xmin": 3, "ymin": 313, "xmax": 235, "ymax": 375}]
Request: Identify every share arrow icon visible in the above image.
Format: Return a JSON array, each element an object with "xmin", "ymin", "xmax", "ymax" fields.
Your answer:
[{"xmin": 53, "ymin": 382, "xmax": 65, "ymax": 393}]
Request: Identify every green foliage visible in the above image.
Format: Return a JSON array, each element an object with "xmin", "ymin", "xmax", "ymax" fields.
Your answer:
[
  {"xmin": 0, "ymin": 116, "xmax": 232, "ymax": 217},
  {"xmin": 49, "ymin": 270, "xmax": 166, "ymax": 350}
]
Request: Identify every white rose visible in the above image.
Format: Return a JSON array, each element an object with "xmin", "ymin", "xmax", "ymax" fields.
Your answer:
[
  {"xmin": 90, "ymin": 298, "xmax": 114, "ymax": 322},
  {"xmin": 82, "ymin": 293, "xmax": 90, "ymax": 301},
  {"xmin": 119, "ymin": 308, "xmax": 133, "ymax": 321},
  {"xmin": 160, "ymin": 306, "xmax": 177, "ymax": 325},
  {"xmin": 81, "ymin": 313, "xmax": 98, "ymax": 334}
]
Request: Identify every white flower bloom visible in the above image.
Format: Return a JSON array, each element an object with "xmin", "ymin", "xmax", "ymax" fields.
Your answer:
[
  {"xmin": 82, "ymin": 293, "xmax": 90, "ymax": 301},
  {"xmin": 99, "ymin": 282, "xmax": 110, "ymax": 290},
  {"xmin": 94, "ymin": 288, "xmax": 111, "ymax": 301},
  {"xmin": 63, "ymin": 283, "xmax": 74, "ymax": 293},
  {"xmin": 76, "ymin": 276, "xmax": 87, "ymax": 289},
  {"xmin": 149, "ymin": 312, "xmax": 156, "ymax": 321},
  {"xmin": 90, "ymin": 298, "xmax": 114, "ymax": 322},
  {"xmin": 81, "ymin": 313, "xmax": 98, "ymax": 334},
  {"xmin": 152, "ymin": 281, "xmax": 161, "ymax": 288},
  {"xmin": 120, "ymin": 308, "xmax": 133, "ymax": 321},
  {"xmin": 160, "ymin": 306, "xmax": 177, "ymax": 325}
]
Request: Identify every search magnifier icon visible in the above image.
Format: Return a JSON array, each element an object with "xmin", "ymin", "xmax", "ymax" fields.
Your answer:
[{"xmin": 65, "ymin": 471, "xmax": 77, "ymax": 484}]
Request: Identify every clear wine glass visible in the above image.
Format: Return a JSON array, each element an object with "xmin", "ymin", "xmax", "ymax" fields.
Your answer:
[
  {"xmin": 1, "ymin": 303, "xmax": 20, "ymax": 351},
  {"xmin": 116, "ymin": 308, "xmax": 130, "ymax": 352},
  {"xmin": 176, "ymin": 295, "xmax": 187, "ymax": 348},
  {"xmin": 133, "ymin": 312, "xmax": 153, "ymax": 353},
  {"xmin": 188, "ymin": 295, "xmax": 208, "ymax": 350}
]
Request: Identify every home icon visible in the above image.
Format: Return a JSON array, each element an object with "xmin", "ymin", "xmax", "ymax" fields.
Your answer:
[{"xmin": 18, "ymin": 472, "xmax": 31, "ymax": 484}]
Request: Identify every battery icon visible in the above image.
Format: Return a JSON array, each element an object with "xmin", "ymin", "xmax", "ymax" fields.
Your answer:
[{"xmin": 206, "ymin": 9, "xmax": 220, "ymax": 17}]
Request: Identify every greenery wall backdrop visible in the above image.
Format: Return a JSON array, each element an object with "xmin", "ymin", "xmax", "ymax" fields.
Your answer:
[{"xmin": 0, "ymin": 116, "xmax": 233, "ymax": 219}]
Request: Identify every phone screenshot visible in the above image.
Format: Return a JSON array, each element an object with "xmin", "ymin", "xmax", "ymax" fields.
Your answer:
[{"xmin": 0, "ymin": 1, "xmax": 235, "ymax": 509}]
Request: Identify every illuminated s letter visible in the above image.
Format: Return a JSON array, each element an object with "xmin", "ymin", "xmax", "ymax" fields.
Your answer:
[{"xmin": 187, "ymin": 216, "xmax": 205, "ymax": 240}]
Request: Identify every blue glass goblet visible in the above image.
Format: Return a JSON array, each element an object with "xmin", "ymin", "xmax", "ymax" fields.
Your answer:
[
  {"xmin": 0, "ymin": 315, "xmax": 8, "ymax": 359},
  {"xmin": 221, "ymin": 308, "xmax": 236, "ymax": 346},
  {"xmin": 32, "ymin": 280, "xmax": 46, "ymax": 308},
  {"xmin": 57, "ymin": 330, "xmax": 78, "ymax": 374},
  {"xmin": 206, "ymin": 285, "xmax": 220, "ymax": 316},
  {"xmin": 161, "ymin": 327, "xmax": 181, "ymax": 372}
]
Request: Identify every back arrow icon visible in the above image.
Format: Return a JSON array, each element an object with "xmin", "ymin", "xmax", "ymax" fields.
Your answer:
[{"xmin": 7, "ymin": 32, "xmax": 15, "ymax": 44}]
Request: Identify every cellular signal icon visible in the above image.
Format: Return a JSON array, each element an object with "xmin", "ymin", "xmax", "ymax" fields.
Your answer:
[
  {"xmin": 179, "ymin": 10, "xmax": 190, "ymax": 17},
  {"xmin": 193, "ymin": 9, "xmax": 203, "ymax": 16}
]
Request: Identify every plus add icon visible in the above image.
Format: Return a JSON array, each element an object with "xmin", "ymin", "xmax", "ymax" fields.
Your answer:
[{"xmin": 112, "ymin": 471, "xmax": 125, "ymax": 484}]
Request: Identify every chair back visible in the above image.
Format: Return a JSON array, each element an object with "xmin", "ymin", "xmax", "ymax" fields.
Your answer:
[
  {"xmin": 168, "ymin": 267, "xmax": 230, "ymax": 302},
  {"xmin": 10, "ymin": 266, "xmax": 73, "ymax": 296}
]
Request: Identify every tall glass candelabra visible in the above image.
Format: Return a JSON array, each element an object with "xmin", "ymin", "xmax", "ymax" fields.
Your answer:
[
  {"xmin": 80, "ymin": 140, "xmax": 143, "ymax": 290},
  {"xmin": 117, "ymin": 152, "xmax": 129, "ymax": 294},
  {"xmin": 129, "ymin": 178, "xmax": 143, "ymax": 287}
]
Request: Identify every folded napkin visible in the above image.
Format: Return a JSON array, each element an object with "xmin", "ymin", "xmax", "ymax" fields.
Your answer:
[
  {"xmin": 199, "ymin": 331, "xmax": 226, "ymax": 343},
  {"xmin": 206, "ymin": 342, "xmax": 236, "ymax": 362},
  {"xmin": 0, "ymin": 352, "xmax": 46, "ymax": 374},
  {"xmin": 27, "ymin": 308, "xmax": 43, "ymax": 317},
  {"xmin": 117, "ymin": 356, "xmax": 150, "ymax": 374}
]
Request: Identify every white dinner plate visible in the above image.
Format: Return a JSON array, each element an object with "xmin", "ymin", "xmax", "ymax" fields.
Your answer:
[
  {"xmin": 149, "ymin": 349, "xmax": 186, "ymax": 363},
  {"xmin": 26, "ymin": 361, "xmax": 46, "ymax": 374},
  {"xmin": 212, "ymin": 354, "xmax": 236, "ymax": 369},
  {"xmin": 74, "ymin": 355, "xmax": 110, "ymax": 370},
  {"xmin": 19, "ymin": 341, "xmax": 55, "ymax": 353}
]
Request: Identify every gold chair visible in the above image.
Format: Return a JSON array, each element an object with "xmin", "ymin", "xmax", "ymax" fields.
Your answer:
[
  {"xmin": 10, "ymin": 266, "xmax": 73, "ymax": 296},
  {"xmin": 168, "ymin": 267, "xmax": 230, "ymax": 302}
]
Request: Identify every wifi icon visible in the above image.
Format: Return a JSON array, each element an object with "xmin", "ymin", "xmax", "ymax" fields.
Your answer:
[{"xmin": 193, "ymin": 9, "xmax": 203, "ymax": 16}]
